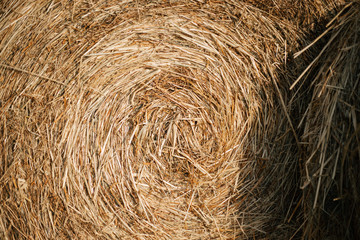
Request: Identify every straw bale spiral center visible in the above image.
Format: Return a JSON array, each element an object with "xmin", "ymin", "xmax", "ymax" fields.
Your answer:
[{"xmin": 60, "ymin": 18, "xmax": 256, "ymax": 236}]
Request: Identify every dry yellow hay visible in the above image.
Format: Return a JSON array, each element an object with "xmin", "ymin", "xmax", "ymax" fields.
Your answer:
[
  {"xmin": 0, "ymin": 1, "xmax": 301, "ymax": 239},
  {"xmin": 0, "ymin": 0, "xmax": 358, "ymax": 239},
  {"xmin": 246, "ymin": 0, "xmax": 346, "ymax": 26}
]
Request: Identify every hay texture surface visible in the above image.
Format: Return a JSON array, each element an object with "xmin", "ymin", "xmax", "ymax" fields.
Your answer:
[
  {"xmin": 1, "ymin": 0, "xmax": 359, "ymax": 239},
  {"xmin": 0, "ymin": 1, "xmax": 299, "ymax": 239},
  {"xmin": 294, "ymin": 2, "xmax": 360, "ymax": 238}
]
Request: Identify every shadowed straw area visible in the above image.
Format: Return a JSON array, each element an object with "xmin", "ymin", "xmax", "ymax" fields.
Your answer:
[
  {"xmin": 293, "ymin": 2, "xmax": 360, "ymax": 239},
  {"xmin": 0, "ymin": 1, "xmax": 301, "ymax": 239}
]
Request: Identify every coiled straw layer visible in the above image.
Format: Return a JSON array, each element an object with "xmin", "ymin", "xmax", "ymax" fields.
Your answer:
[{"xmin": 0, "ymin": 0, "xmax": 358, "ymax": 239}]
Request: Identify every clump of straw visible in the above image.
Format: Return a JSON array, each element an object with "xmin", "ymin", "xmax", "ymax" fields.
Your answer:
[{"xmin": 294, "ymin": 2, "xmax": 360, "ymax": 239}]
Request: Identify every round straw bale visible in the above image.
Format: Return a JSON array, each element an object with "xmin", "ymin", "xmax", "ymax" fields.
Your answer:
[{"xmin": 0, "ymin": 0, "xmax": 335, "ymax": 239}]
